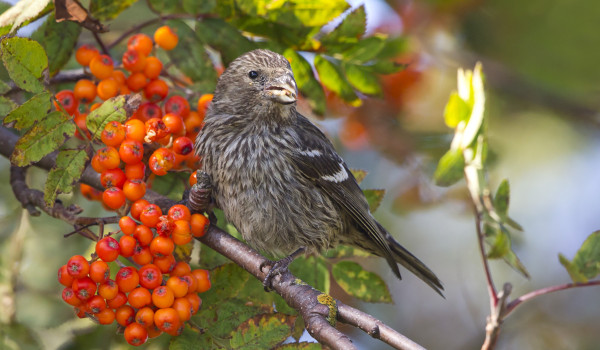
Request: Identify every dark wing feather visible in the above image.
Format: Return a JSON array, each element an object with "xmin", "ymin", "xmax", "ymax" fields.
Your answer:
[{"xmin": 289, "ymin": 114, "xmax": 401, "ymax": 278}]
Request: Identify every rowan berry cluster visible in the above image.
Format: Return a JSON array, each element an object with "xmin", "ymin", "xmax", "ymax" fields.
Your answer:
[{"xmin": 56, "ymin": 26, "xmax": 215, "ymax": 346}]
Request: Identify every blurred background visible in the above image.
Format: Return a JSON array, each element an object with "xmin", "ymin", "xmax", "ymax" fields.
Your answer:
[{"xmin": 2, "ymin": 0, "xmax": 600, "ymax": 349}]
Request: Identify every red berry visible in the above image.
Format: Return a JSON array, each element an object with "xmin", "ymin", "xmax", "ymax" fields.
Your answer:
[{"xmin": 96, "ymin": 236, "xmax": 120, "ymax": 262}]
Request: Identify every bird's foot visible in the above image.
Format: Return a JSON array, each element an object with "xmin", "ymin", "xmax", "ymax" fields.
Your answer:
[{"xmin": 260, "ymin": 247, "xmax": 305, "ymax": 291}]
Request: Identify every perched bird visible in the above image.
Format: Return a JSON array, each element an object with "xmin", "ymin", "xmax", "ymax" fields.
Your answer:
[{"xmin": 195, "ymin": 49, "xmax": 443, "ymax": 295}]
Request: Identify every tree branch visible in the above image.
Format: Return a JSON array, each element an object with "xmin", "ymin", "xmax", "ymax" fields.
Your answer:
[{"xmin": 0, "ymin": 125, "xmax": 423, "ymax": 350}]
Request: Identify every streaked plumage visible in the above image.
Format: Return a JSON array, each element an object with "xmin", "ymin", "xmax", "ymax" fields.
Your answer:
[{"xmin": 195, "ymin": 49, "xmax": 443, "ymax": 295}]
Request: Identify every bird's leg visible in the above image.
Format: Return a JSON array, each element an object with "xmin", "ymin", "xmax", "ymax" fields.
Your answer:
[{"xmin": 260, "ymin": 247, "xmax": 306, "ymax": 291}]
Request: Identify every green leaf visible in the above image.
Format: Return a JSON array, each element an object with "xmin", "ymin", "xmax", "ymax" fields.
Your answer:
[
  {"xmin": 150, "ymin": 171, "xmax": 187, "ymax": 200},
  {"xmin": 275, "ymin": 343, "xmax": 322, "ymax": 350},
  {"xmin": 86, "ymin": 95, "xmax": 129, "ymax": 139},
  {"xmin": 90, "ymin": 0, "xmax": 138, "ymax": 20},
  {"xmin": 494, "ymin": 179, "xmax": 510, "ymax": 217},
  {"xmin": 195, "ymin": 18, "xmax": 256, "ymax": 66},
  {"xmin": 283, "ymin": 49, "xmax": 325, "ymax": 115},
  {"xmin": 0, "ymin": 0, "xmax": 52, "ymax": 35},
  {"xmin": 170, "ymin": 326, "xmax": 213, "ymax": 350},
  {"xmin": 3, "ymin": 91, "xmax": 52, "ymax": 130},
  {"xmin": 147, "ymin": 0, "xmax": 183, "ymax": 13},
  {"xmin": 31, "ymin": 13, "xmax": 81, "ymax": 76},
  {"xmin": 289, "ymin": 256, "xmax": 330, "ymax": 293},
  {"xmin": 562, "ymin": 231, "xmax": 600, "ymax": 282},
  {"xmin": 341, "ymin": 35, "xmax": 387, "ymax": 63},
  {"xmin": 434, "ymin": 148, "xmax": 465, "ymax": 187},
  {"xmin": 182, "ymin": 0, "xmax": 216, "ymax": 14},
  {"xmin": 364, "ymin": 60, "xmax": 406, "ymax": 74},
  {"xmin": 350, "ymin": 169, "xmax": 367, "ymax": 184},
  {"xmin": 1, "ymin": 37, "xmax": 48, "ymax": 93},
  {"xmin": 11, "ymin": 111, "xmax": 74, "ymax": 166},
  {"xmin": 0, "ymin": 79, "xmax": 10, "ymax": 94},
  {"xmin": 364, "ymin": 189, "xmax": 385, "ymax": 212},
  {"xmin": 324, "ymin": 244, "xmax": 371, "ymax": 258},
  {"xmin": 199, "ymin": 263, "xmax": 250, "ymax": 306},
  {"xmin": 229, "ymin": 314, "xmax": 294, "ymax": 350},
  {"xmin": 343, "ymin": 63, "xmax": 382, "ymax": 96},
  {"xmin": 236, "ymin": 0, "xmax": 348, "ymax": 28},
  {"xmin": 444, "ymin": 92, "xmax": 470, "ymax": 128},
  {"xmin": 486, "ymin": 227, "xmax": 510, "ymax": 259},
  {"xmin": 273, "ymin": 293, "xmax": 296, "ymax": 316},
  {"xmin": 166, "ymin": 20, "xmax": 217, "ymax": 87},
  {"xmin": 375, "ymin": 36, "xmax": 407, "ymax": 60},
  {"xmin": 332, "ymin": 261, "xmax": 392, "ymax": 303},
  {"xmin": 44, "ymin": 148, "xmax": 89, "ymax": 206},
  {"xmin": 559, "ymin": 253, "xmax": 588, "ymax": 283},
  {"xmin": 502, "ymin": 249, "xmax": 530, "ymax": 278},
  {"xmin": 199, "ymin": 243, "xmax": 231, "ymax": 270},
  {"xmin": 0, "ymin": 96, "xmax": 17, "ymax": 117},
  {"xmin": 0, "ymin": 323, "xmax": 43, "ymax": 350},
  {"xmin": 320, "ymin": 5, "xmax": 366, "ymax": 45},
  {"xmin": 314, "ymin": 55, "xmax": 360, "ymax": 105}
]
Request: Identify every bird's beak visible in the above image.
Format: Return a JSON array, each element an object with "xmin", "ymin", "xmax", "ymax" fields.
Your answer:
[{"xmin": 265, "ymin": 74, "xmax": 297, "ymax": 104}]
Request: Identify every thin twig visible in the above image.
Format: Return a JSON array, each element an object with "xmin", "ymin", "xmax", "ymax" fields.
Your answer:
[
  {"xmin": 93, "ymin": 32, "xmax": 111, "ymax": 56},
  {"xmin": 505, "ymin": 280, "xmax": 600, "ymax": 317}
]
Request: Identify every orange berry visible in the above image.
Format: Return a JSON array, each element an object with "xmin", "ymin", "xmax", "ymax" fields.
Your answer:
[
  {"xmin": 73, "ymin": 79, "xmax": 97, "ymax": 103},
  {"xmin": 134, "ymin": 224, "xmax": 154, "ymax": 246},
  {"xmin": 128, "ymin": 287, "xmax": 152, "ymax": 309},
  {"xmin": 101, "ymin": 121, "xmax": 126, "ymax": 147},
  {"xmin": 89, "ymin": 260, "xmax": 110, "ymax": 283},
  {"xmin": 119, "ymin": 235, "xmax": 137, "ymax": 257},
  {"xmin": 123, "ymin": 49, "xmax": 147, "ymax": 72},
  {"xmin": 123, "ymin": 179, "xmax": 146, "ymax": 201},
  {"xmin": 164, "ymin": 95, "xmax": 190, "ymax": 117},
  {"xmin": 128, "ymin": 33, "xmax": 153, "ymax": 56},
  {"xmin": 154, "ymin": 308, "xmax": 180, "ymax": 334},
  {"xmin": 100, "ymin": 168, "xmax": 126, "ymax": 188},
  {"xmin": 58, "ymin": 264, "xmax": 75, "ymax": 287},
  {"xmin": 132, "ymin": 244, "xmax": 153, "ymax": 265},
  {"xmin": 186, "ymin": 293, "xmax": 201, "ymax": 314},
  {"xmin": 130, "ymin": 199, "xmax": 149, "ymax": 220},
  {"xmin": 124, "ymin": 162, "xmax": 146, "ymax": 180},
  {"xmin": 192, "ymin": 269, "xmax": 211, "ymax": 293},
  {"xmin": 136, "ymin": 101, "xmax": 162, "ymax": 122},
  {"xmin": 96, "ymin": 308, "xmax": 115, "ymax": 325},
  {"xmin": 172, "ymin": 297, "xmax": 192, "ymax": 321},
  {"xmin": 95, "ymin": 236, "xmax": 120, "ymax": 262},
  {"xmin": 116, "ymin": 305, "xmax": 136, "ymax": 327},
  {"xmin": 197, "ymin": 93, "xmax": 213, "ymax": 115},
  {"xmin": 123, "ymin": 322, "xmax": 148, "ymax": 346},
  {"xmin": 116, "ymin": 266, "xmax": 139, "ymax": 293},
  {"xmin": 171, "ymin": 261, "xmax": 191, "ymax": 277},
  {"xmin": 162, "ymin": 113, "xmax": 185, "ymax": 135},
  {"xmin": 138, "ymin": 264, "xmax": 162, "ymax": 290},
  {"xmin": 112, "ymin": 70, "xmax": 127, "ymax": 86},
  {"xmin": 124, "ymin": 119, "xmax": 146, "ymax": 143},
  {"xmin": 150, "ymin": 236, "xmax": 175, "ymax": 258},
  {"xmin": 144, "ymin": 79, "xmax": 169, "ymax": 102},
  {"xmin": 168, "ymin": 204, "xmax": 191, "ymax": 222},
  {"xmin": 107, "ymin": 291, "xmax": 127, "ymax": 309},
  {"xmin": 75, "ymin": 45, "xmax": 100, "ymax": 67},
  {"xmin": 67, "ymin": 255, "xmax": 89, "ymax": 278},
  {"xmin": 119, "ymin": 139, "xmax": 144, "ymax": 164},
  {"xmin": 148, "ymin": 148, "xmax": 175, "ymax": 176},
  {"xmin": 55, "ymin": 90, "xmax": 79, "ymax": 115},
  {"xmin": 89, "ymin": 54, "xmax": 114, "ymax": 80},
  {"xmin": 154, "ymin": 26, "xmax": 178, "ymax": 50},
  {"xmin": 135, "ymin": 307, "xmax": 155, "ymax": 328},
  {"xmin": 153, "ymin": 254, "xmax": 176, "ymax": 274},
  {"xmin": 166, "ymin": 276, "xmax": 189, "ymax": 298},
  {"xmin": 97, "ymin": 78, "xmax": 119, "ymax": 100},
  {"xmin": 86, "ymin": 295, "xmax": 106, "ymax": 314},
  {"xmin": 143, "ymin": 56, "xmax": 162, "ymax": 79},
  {"xmin": 190, "ymin": 213, "xmax": 209, "ymax": 237},
  {"xmin": 126, "ymin": 72, "xmax": 149, "ymax": 92},
  {"xmin": 96, "ymin": 146, "xmax": 120, "ymax": 170},
  {"xmin": 98, "ymin": 279, "xmax": 118, "ymax": 300},
  {"xmin": 102, "ymin": 187, "xmax": 126, "ymax": 210}
]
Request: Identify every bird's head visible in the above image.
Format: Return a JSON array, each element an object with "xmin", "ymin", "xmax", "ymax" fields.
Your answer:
[{"xmin": 211, "ymin": 49, "xmax": 298, "ymax": 119}]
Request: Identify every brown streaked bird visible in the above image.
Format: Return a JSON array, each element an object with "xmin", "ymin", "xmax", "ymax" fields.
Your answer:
[{"xmin": 195, "ymin": 49, "xmax": 443, "ymax": 295}]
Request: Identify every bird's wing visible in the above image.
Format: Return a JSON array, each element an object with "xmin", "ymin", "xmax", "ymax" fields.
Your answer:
[{"xmin": 288, "ymin": 114, "xmax": 401, "ymax": 278}]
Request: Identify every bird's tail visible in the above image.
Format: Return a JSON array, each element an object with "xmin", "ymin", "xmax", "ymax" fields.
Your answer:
[{"xmin": 377, "ymin": 222, "xmax": 444, "ymax": 297}]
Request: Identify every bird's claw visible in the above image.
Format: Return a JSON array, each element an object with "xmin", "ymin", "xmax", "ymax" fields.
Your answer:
[{"xmin": 260, "ymin": 256, "xmax": 294, "ymax": 292}]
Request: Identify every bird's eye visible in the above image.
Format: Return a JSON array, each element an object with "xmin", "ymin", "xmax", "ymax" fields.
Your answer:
[{"xmin": 248, "ymin": 70, "xmax": 259, "ymax": 79}]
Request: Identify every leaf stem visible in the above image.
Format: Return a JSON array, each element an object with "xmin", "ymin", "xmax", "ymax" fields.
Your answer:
[{"xmin": 504, "ymin": 280, "xmax": 600, "ymax": 317}]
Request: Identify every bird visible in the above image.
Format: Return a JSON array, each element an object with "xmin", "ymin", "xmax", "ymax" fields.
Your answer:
[{"xmin": 194, "ymin": 49, "xmax": 443, "ymax": 296}]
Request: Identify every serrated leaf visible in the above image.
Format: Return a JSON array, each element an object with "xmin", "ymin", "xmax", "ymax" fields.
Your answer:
[
  {"xmin": 213, "ymin": 299, "xmax": 272, "ymax": 338},
  {"xmin": 229, "ymin": 314, "xmax": 294, "ymax": 350},
  {"xmin": 170, "ymin": 326, "xmax": 213, "ymax": 350},
  {"xmin": 341, "ymin": 35, "xmax": 387, "ymax": 64},
  {"xmin": 182, "ymin": 0, "xmax": 215, "ymax": 14},
  {"xmin": 320, "ymin": 5, "xmax": 366, "ymax": 45},
  {"xmin": 1, "ymin": 37, "xmax": 48, "ymax": 93},
  {"xmin": 199, "ymin": 263, "xmax": 250, "ymax": 306},
  {"xmin": 237, "ymin": 0, "xmax": 348, "ymax": 28},
  {"xmin": 350, "ymin": 169, "xmax": 367, "ymax": 184},
  {"xmin": 375, "ymin": 36, "xmax": 407, "ymax": 60},
  {"xmin": 364, "ymin": 189, "xmax": 384, "ymax": 212},
  {"xmin": 275, "ymin": 342, "xmax": 322, "ymax": 350},
  {"xmin": 89, "ymin": 0, "xmax": 137, "ymax": 20},
  {"xmin": 11, "ymin": 111, "xmax": 74, "ymax": 166},
  {"xmin": 564, "ymin": 231, "xmax": 600, "ymax": 282},
  {"xmin": 289, "ymin": 256, "xmax": 330, "ymax": 293},
  {"xmin": 0, "ymin": 80, "xmax": 10, "ymax": 94},
  {"xmin": 434, "ymin": 148, "xmax": 465, "ymax": 187},
  {"xmin": 44, "ymin": 148, "xmax": 89, "ymax": 206},
  {"xmin": 3, "ymin": 91, "xmax": 52, "ymax": 130},
  {"xmin": 199, "ymin": 243, "xmax": 231, "ymax": 269},
  {"xmin": 332, "ymin": 261, "xmax": 392, "ymax": 303},
  {"xmin": 284, "ymin": 49, "xmax": 325, "ymax": 115},
  {"xmin": 559, "ymin": 253, "xmax": 587, "ymax": 283},
  {"xmin": 444, "ymin": 92, "xmax": 470, "ymax": 128},
  {"xmin": 31, "ymin": 13, "xmax": 81, "ymax": 76},
  {"xmin": 85, "ymin": 95, "xmax": 129, "ymax": 139},
  {"xmin": 196, "ymin": 18, "xmax": 256, "ymax": 66},
  {"xmin": 344, "ymin": 63, "xmax": 382, "ymax": 96},
  {"xmin": 273, "ymin": 293, "xmax": 296, "ymax": 316},
  {"xmin": 0, "ymin": 96, "xmax": 17, "ymax": 117},
  {"xmin": 0, "ymin": 0, "xmax": 52, "ymax": 35},
  {"xmin": 314, "ymin": 55, "xmax": 360, "ymax": 105},
  {"xmin": 166, "ymin": 20, "xmax": 217, "ymax": 87}
]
